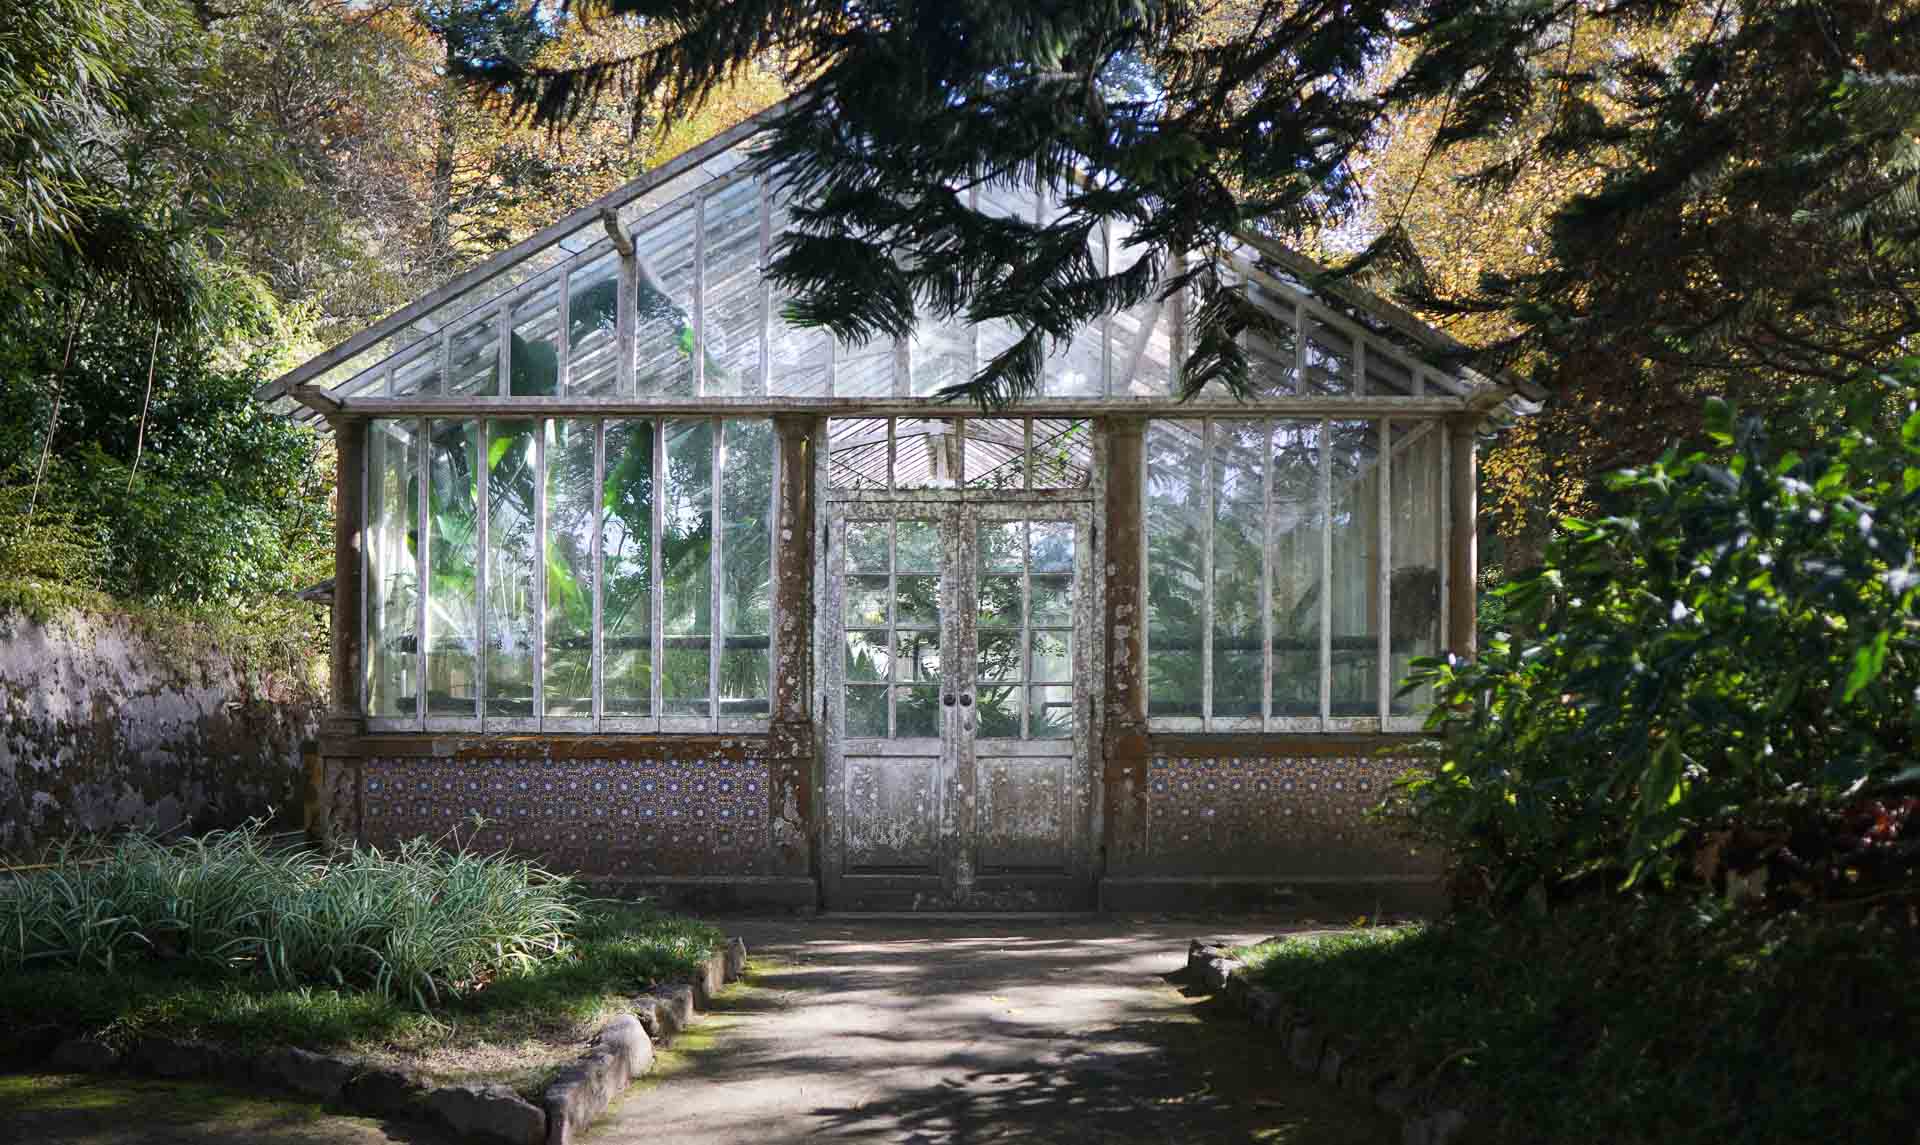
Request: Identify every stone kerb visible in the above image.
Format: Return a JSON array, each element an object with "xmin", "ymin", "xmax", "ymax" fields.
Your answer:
[
  {"xmin": 28, "ymin": 940, "xmax": 748, "ymax": 1145},
  {"xmin": 1185, "ymin": 938, "xmax": 1473, "ymax": 1145}
]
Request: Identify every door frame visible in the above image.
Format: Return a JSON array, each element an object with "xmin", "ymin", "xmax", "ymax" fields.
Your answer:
[{"xmin": 812, "ymin": 418, "xmax": 1107, "ymax": 911}]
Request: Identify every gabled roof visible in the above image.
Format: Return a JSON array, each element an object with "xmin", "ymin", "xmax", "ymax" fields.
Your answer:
[{"xmin": 264, "ymin": 97, "xmax": 1540, "ymax": 422}]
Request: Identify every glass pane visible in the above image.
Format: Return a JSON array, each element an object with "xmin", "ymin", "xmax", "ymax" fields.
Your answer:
[
  {"xmin": 835, "ymin": 344, "xmax": 895, "ymax": 397},
  {"xmin": 1146, "ymin": 420, "xmax": 1204, "ymax": 718},
  {"xmin": 846, "ymin": 576, "xmax": 890, "ymax": 626},
  {"xmin": 633, "ymin": 205, "xmax": 697, "ymax": 396},
  {"xmin": 543, "ymin": 420, "xmax": 596, "ymax": 717},
  {"xmin": 895, "ymin": 520, "xmax": 940, "ymax": 572},
  {"xmin": 392, "ymin": 347, "xmax": 440, "ymax": 396},
  {"xmin": 703, "ymin": 178, "xmax": 763, "ymax": 396},
  {"xmin": 828, "ymin": 418, "xmax": 888, "ymax": 490},
  {"xmin": 767, "ymin": 192, "xmax": 833, "ymax": 397},
  {"xmin": 846, "ymin": 685, "xmax": 886, "ymax": 737},
  {"xmin": 1030, "ymin": 419, "xmax": 1092, "ymax": 490},
  {"xmin": 1029, "ymin": 685, "xmax": 1074, "ymax": 739},
  {"xmin": 976, "ymin": 686, "xmax": 1021, "ymax": 737},
  {"xmin": 964, "ymin": 419, "xmax": 1027, "ymax": 490},
  {"xmin": 978, "ymin": 576, "xmax": 1022, "ymax": 627},
  {"xmin": 1247, "ymin": 285, "xmax": 1298, "ymax": 396},
  {"xmin": 720, "ymin": 420, "xmax": 773, "ymax": 717},
  {"xmin": 510, "ymin": 284, "xmax": 561, "ymax": 396},
  {"xmin": 365, "ymin": 420, "xmax": 418, "ymax": 717},
  {"xmin": 1329, "ymin": 419, "xmax": 1381, "ymax": 715},
  {"xmin": 894, "ymin": 419, "xmax": 958, "ymax": 489},
  {"xmin": 1031, "ymin": 630, "xmax": 1072, "ymax": 682},
  {"xmin": 1030, "ymin": 522, "xmax": 1074, "ymax": 573},
  {"xmin": 1390, "ymin": 421, "xmax": 1444, "ymax": 714},
  {"xmin": 1367, "ymin": 351, "xmax": 1417, "ymax": 396},
  {"xmin": 892, "ymin": 630, "xmax": 940, "ymax": 683},
  {"xmin": 1272, "ymin": 420, "xmax": 1324, "ymax": 718},
  {"xmin": 567, "ymin": 254, "xmax": 620, "ymax": 396},
  {"xmin": 846, "ymin": 522, "xmax": 890, "ymax": 572},
  {"xmin": 1304, "ymin": 318, "xmax": 1354, "ymax": 394},
  {"xmin": 1042, "ymin": 224, "xmax": 1106, "ymax": 397},
  {"xmin": 661, "ymin": 419, "xmax": 713, "ymax": 715},
  {"xmin": 485, "ymin": 420, "xmax": 538, "ymax": 717},
  {"xmin": 1031, "ymin": 576, "xmax": 1072, "ymax": 625},
  {"xmin": 896, "ymin": 686, "xmax": 940, "ymax": 737},
  {"xmin": 909, "ymin": 316, "xmax": 971, "ymax": 397},
  {"xmin": 426, "ymin": 419, "xmax": 480, "ymax": 716},
  {"xmin": 846, "ymin": 630, "xmax": 891, "ymax": 683},
  {"xmin": 449, "ymin": 316, "xmax": 499, "ymax": 397},
  {"xmin": 977, "ymin": 522, "xmax": 1023, "ymax": 572},
  {"xmin": 895, "ymin": 575, "xmax": 940, "ymax": 627},
  {"xmin": 1212, "ymin": 421, "xmax": 1265, "ymax": 718},
  {"xmin": 977, "ymin": 630, "xmax": 1021, "ymax": 682},
  {"xmin": 602, "ymin": 419, "xmax": 653, "ymax": 716},
  {"xmin": 1108, "ymin": 216, "xmax": 1173, "ymax": 396}
]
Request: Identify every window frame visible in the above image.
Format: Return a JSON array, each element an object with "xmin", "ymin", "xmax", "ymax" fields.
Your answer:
[
  {"xmin": 1141, "ymin": 416, "xmax": 1449, "ymax": 734},
  {"xmin": 362, "ymin": 415, "xmax": 778, "ymax": 735}
]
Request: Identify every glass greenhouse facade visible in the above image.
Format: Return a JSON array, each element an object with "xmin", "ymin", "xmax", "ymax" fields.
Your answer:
[{"xmin": 273, "ymin": 106, "xmax": 1521, "ymax": 912}]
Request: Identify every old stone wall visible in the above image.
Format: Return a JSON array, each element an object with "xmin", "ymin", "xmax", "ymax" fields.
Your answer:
[{"xmin": 0, "ymin": 605, "xmax": 324, "ymax": 855}]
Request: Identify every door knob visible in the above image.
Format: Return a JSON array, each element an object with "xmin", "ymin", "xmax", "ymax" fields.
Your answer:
[
  {"xmin": 959, "ymin": 694, "xmax": 973, "ymax": 707},
  {"xmin": 943, "ymin": 693, "xmax": 957, "ymax": 707}
]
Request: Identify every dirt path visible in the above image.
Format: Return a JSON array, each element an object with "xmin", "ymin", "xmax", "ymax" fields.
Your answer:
[
  {"xmin": 600, "ymin": 916, "xmax": 1395, "ymax": 1145},
  {"xmin": 0, "ymin": 1074, "xmax": 453, "ymax": 1145}
]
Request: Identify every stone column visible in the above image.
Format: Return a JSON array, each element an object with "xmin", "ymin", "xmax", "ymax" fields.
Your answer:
[
  {"xmin": 1100, "ymin": 416, "xmax": 1150, "ymax": 878},
  {"xmin": 768, "ymin": 414, "xmax": 819, "ymax": 877},
  {"xmin": 315, "ymin": 416, "xmax": 367, "ymax": 849},
  {"xmin": 1446, "ymin": 413, "xmax": 1479, "ymax": 660}
]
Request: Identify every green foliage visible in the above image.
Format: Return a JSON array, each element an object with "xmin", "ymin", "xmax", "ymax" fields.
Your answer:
[
  {"xmin": 0, "ymin": 824, "xmax": 587, "ymax": 1009},
  {"xmin": 1234, "ymin": 904, "xmax": 1919, "ymax": 1145},
  {"xmin": 1400, "ymin": 369, "xmax": 1920, "ymax": 901}
]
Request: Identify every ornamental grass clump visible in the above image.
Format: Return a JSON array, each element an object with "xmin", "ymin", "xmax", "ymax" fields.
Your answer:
[{"xmin": 0, "ymin": 823, "xmax": 579, "ymax": 1007}]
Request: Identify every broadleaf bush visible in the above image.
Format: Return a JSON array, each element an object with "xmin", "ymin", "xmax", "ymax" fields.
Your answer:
[{"xmin": 1399, "ymin": 364, "xmax": 1920, "ymax": 907}]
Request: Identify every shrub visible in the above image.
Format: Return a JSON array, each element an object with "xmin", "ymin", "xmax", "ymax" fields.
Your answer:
[
  {"xmin": 1400, "ymin": 367, "xmax": 1920, "ymax": 905},
  {"xmin": 0, "ymin": 824, "xmax": 580, "ymax": 1007}
]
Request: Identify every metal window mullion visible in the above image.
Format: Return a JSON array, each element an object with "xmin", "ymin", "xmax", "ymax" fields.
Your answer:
[
  {"xmin": 709, "ymin": 419, "xmax": 724, "ymax": 731},
  {"xmin": 886, "ymin": 418, "xmax": 897, "ymax": 491},
  {"xmin": 1260, "ymin": 417, "xmax": 1275, "ymax": 729},
  {"xmin": 1377, "ymin": 418, "xmax": 1391, "ymax": 721},
  {"xmin": 651, "ymin": 418, "xmax": 666, "ymax": 729},
  {"xmin": 415, "ymin": 419, "xmax": 429, "ymax": 730},
  {"xmin": 1100, "ymin": 218, "xmax": 1112, "ymax": 397},
  {"xmin": 1354, "ymin": 335, "xmax": 1367, "ymax": 396},
  {"xmin": 438, "ymin": 329, "xmax": 451, "ymax": 395},
  {"xmin": 591, "ymin": 420, "xmax": 605, "ymax": 729},
  {"xmin": 887, "ymin": 518, "xmax": 898, "ymax": 738},
  {"xmin": 1200, "ymin": 419, "xmax": 1214, "ymax": 730},
  {"xmin": 618, "ymin": 249, "xmax": 636, "ymax": 397},
  {"xmin": 1139, "ymin": 425, "xmax": 1151, "ymax": 716},
  {"xmin": 1318, "ymin": 418, "xmax": 1332, "ymax": 728},
  {"xmin": 765, "ymin": 423, "xmax": 779, "ymax": 706},
  {"xmin": 1292, "ymin": 298, "xmax": 1308, "ymax": 395},
  {"xmin": 1439, "ymin": 418, "xmax": 1452, "ymax": 658},
  {"xmin": 534, "ymin": 421, "xmax": 548, "ymax": 729},
  {"xmin": 693, "ymin": 194, "xmax": 707, "ymax": 395},
  {"xmin": 496, "ymin": 304, "xmax": 511, "ymax": 397},
  {"xmin": 361, "ymin": 424, "xmax": 374, "ymax": 716},
  {"xmin": 476, "ymin": 419, "xmax": 490, "ymax": 723},
  {"xmin": 1023, "ymin": 419, "xmax": 1034, "ymax": 492}
]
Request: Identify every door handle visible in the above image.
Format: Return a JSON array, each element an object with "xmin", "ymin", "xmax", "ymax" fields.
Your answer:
[
  {"xmin": 959, "ymin": 694, "xmax": 973, "ymax": 707},
  {"xmin": 943, "ymin": 693, "xmax": 957, "ymax": 707}
]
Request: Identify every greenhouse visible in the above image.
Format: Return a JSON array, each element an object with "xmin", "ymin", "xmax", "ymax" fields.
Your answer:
[{"xmin": 266, "ymin": 107, "xmax": 1528, "ymax": 912}]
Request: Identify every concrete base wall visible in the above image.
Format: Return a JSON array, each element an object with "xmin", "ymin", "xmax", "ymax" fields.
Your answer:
[{"xmin": 0, "ymin": 606, "xmax": 324, "ymax": 855}]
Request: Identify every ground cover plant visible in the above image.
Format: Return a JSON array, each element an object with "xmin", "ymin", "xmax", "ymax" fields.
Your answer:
[
  {"xmin": 0, "ymin": 825, "xmax": 722, "ymax": 1092},
  {"xmin": 1233, "ymin": 904, "xmax": 1918, "ymax": 1145}
]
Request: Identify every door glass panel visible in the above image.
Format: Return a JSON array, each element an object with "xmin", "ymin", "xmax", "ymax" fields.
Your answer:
[
  {"xmin": 1029, "ymin": 686, "xmax": 1073, "ymax": 739},
  {"xmin": 1030, "ymin": 630, "xmax": 1072, "ymax": 681},
  {"xmin": 846, "ymin": 630, "xmax": 889, "ymax": 682},
  {"xmin": 892, "ymin": 630, "xmax": 940, "ymax": 682},
  {"xmin": 1030, "ymin": 576, "xmax": 1072, "ymax": 624},
  {"xmin": 840, "ymin": 518, "xmax": 945, "ymax": 740},
  {"xmin": 1030, "ymin": 522, "xmax": 1074, "ymax": 572},
  {"xmin": 978, "ymin": 576, "xmax": 1022, "ymax": 627},
  {"xmin": 846, "ymin": 685, "xmax": 887, "ymax": 736},
  {"xmin": 977, "ymin": 522, "xmax": 1024, "ymax": 571},
  {"xmin": 976, "ymin": 687, "xmax": 1021, "ymax": 737},
  {"xmin": 975, "ymin": 517, "xmax": 1077, "ymax": 740},
  {"xmin": 977, "ymin": 631, "xmax": 1021, "ymax": 682},
  {"xmin": 895, "ymin": 520, "xmax": 941, "ymax": 571},
  {"xmin": 896, "ymin": 686, "xmax": 940, "ymax": 736},
  {"xmin": 895, "ymin": 576, "xmax": 940, "ymax": 627},
  {"xmin": 846, "ymin": 577, "xmax": 890, "ymax": 626},
  {"xmin": 846, "ymin": 522, "xmax": 890, "ymax": 571}
]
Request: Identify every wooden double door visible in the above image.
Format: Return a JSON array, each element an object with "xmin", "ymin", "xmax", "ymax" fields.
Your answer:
[{"xmin": 822, "ymin": 499, "xmax": 1096, "ymax": 910}]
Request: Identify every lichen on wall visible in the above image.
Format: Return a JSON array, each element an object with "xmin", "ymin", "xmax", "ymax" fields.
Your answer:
[{"xmin": 0, "ymin": 604, "xmax": 324, "ymax": 856}]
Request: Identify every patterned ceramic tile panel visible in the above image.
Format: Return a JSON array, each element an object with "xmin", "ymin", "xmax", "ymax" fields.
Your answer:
[
  {"xmin": 362, "ymin": 751, "xmax": 773, "ymax": 876},
  {"xmin": 1142, "ymin": 753, "xmax": 1436, "ymax": 877}
]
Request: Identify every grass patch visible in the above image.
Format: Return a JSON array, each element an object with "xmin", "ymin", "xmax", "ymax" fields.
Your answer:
[
  {"xmin": 1, "ymin": 829, "xmax": 722, "ymax": 1094},
  {"xmin": 1233, "ymin": 904, "xmax": 1918, "ymax": 1145}
]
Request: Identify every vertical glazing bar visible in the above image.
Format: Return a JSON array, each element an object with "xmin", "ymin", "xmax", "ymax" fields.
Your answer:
[
  {"xmin": 591, "ymin": 420, "xmax": 605, "ymax": 728},
  {"xmin": 1021, "ymin": 519, "xmax": 1032, "ymax": 740},
  {"xmin": 692, "ymin": 194, "xmax": 707, "ymax": 395},
  {"xmin": 1355, "ymin": 337, "xmax": 1367, "ymax": 397},
  {"xmin": 886, "ymin": 418, "xmax": 897, "ymax": 492},
  {"xmin": 651, "ymin": 417, "xmax": 666, "ymax": 728},
  {"xmin": 533, "ymin": 420, "xmax": 547, "ymax": 727},
  {"xmin": 414, "ymin": 418, "xmax": 428, "ymax": 730},
  {"xmin": 496, "ymin": 306, "xmax": 510, "ymax": 396},
  {"xmin": 1292, "ymin": 297, "xmax": 1308, "ymax": 395},
  {"xmin": 1260, "ymin": 417, "xmax": 1275, "ymax": 729},
  {"xmin": 765, "ymin": 424, "xmax": 780, "ymax": 703},
  {"xmin": 1138, "ymin": 424, "xmax": 1151, "ymax": 715},
  {"xmin": 617, "ymin": 244, "xmax": 636, "ymax": 396},
  {"xmin": 1377, "ymin": 418, "xmax": 1391, "ymax": 721},
  {"xmin": 1023, "ymin": 419, "xmax": 1034, "ymax": 492},
  {"xmin": 1200, "ymin": 418, "xmax": 1214, "ymax": 730},
  {"xmin": 1170, "ymin": 249, "xmax": 1188, "ymax": 393},
  {"xmin": 709, "ymin": 419, "xmax": 723, "ymax": 731},
  {"xmin": 887, "ymin": 517, "xmax": 898, "ymax": 738},
  {"xmin": 476, "ymin": 419, "xmax": 489, "ymax": 722},
  {"xmin": 1318, "ymin": 417, "xmax": 1332, "ymax": 727},
  {"xmin": 1100, "ymin": 218, "xmax": 1112, "ymax": 397},
  {"xmin": 437, "ymin": 329, "xmax": 451, "ymax": 395},
  {"xmin": 360, "ymin": 422, "xmax": 372, "ymax": 715},
  {"xmin": 955, "ymin": 416, "xmax": 967, "ymax": 487},
  {"xmin": 1438, "ymin": 419, "xmax": 1452, "ymax": 656}
]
